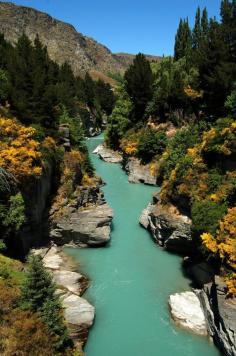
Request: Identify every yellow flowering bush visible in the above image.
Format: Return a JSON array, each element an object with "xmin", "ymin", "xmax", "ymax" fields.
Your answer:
[
  {"xmin": 201, "ymin": 207, "xmax": 236, "ymax": 296},
  {"xmin": 0, "ymin": 117, "xmax": 42, "ymax": 181}
]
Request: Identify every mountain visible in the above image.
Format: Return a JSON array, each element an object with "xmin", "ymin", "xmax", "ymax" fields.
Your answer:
[{"xmin": 0, "ymin": 2, "xmax": 160, "ymax": 79}]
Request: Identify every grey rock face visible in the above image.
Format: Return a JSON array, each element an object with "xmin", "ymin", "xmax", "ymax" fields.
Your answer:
[
  {"xmin": 93, "ymin": 144, "xmax": 123, "ymax": 163},
  {"xmin": 50, "ymin": 203, "xmax": 113, "ymax": 246},
  {"xmin": 140, "ymin": 201, "xmax": 193, "ymax": 254},
  {"xmin": 199, "ymin": 277, "xmax": 236, "ymax": 356},
  {"xmin": 50, "ymin": 184, "xmax": 113, "ymax": 246},
  {"xmin": 123, "ymin": 157, "xmax": 157, "ymax": 185}
]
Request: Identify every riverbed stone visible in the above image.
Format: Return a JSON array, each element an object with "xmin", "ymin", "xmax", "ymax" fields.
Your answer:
[
  {"xmin": 93, "ymin": 144, "xmax": 122, "ymax": 163},
  {"xmin": 169, "ymin": 291, "xmax": 207, "ymax": 335}
]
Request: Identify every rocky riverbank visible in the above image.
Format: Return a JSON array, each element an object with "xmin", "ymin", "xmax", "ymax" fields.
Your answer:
[
  {"xmin": 139, "ymin": 194, "xmax": 193, "ymax": 254},
  {"xmin": 93, "ymin": 143, "xmax": 157, "ymax": 185},
  {"xmin": 50, "ymin": 185, "xmax": 113, "ymax": 247},
  {"xmin": 140, "ymin": 193, "xmax": 236, "ymax": 356},
  {"xmin": 32, "ymin": 246, "xmax": 95, "ymax": 352}
]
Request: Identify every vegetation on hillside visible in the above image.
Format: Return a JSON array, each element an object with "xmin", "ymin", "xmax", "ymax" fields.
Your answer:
[
  {"xmin": 105, "ymin": 0, "xmax": 236, "ymax": 296},
  {"xmin": 0, "ymin": 32, "xmax": 115, "ymax": 353}
]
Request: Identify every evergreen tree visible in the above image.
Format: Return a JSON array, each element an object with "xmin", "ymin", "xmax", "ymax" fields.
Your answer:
[
  {"xmin": 21, "ymin": 255, "xmax": 55, "ymax": 312},
  {"xmin": 95, "ymin": 79, "xmax": 115, "ymax": 115},
  {"xmin": 201, "ymin": 7, "xmax": 209, "ymax": 37},
  {"xmin": 193, "ymin": 7, "xmax": 201, "ymax": 50},
  {"xmin": 21, "ymin": 255, "xmax": 73, "ymax": 352},
  {"xmin": 221, "ymin": 0, "xmax": 236, "ymax": 61},
  {"xmin": 124, "ymin": 53, "xmax": 153, "ymax": 121},
  {"xmin": 174, "ymin": 18, "xmax": 192, "ymax": 61},
  {"xmin": 84, "ymin": 72, "xmax": 95, "ymax": 107}
]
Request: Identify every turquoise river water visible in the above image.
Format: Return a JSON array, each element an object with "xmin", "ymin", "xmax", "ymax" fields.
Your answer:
[{"xmin": 66, "ymin": 135, "xmax": 220, "ymax": 356}]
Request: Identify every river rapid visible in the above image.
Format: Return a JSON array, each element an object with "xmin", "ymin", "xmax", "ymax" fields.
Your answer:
[{"xmin": 66, "ymin": 135, "xmax": 219, "ymax": 356}]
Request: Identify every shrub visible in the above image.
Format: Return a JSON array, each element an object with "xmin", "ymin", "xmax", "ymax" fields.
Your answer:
[
  {"xmin": 136, "ymin": 129, "xmax": 167, "ymax": 163},
  {"xmin": 191, "ymin": 199, "xmax": 227, "ymax": 235},
  {"xmin": 0, "ymin": 117, "xmax": 42, "ymax": 181},
  {"xmin": 3, "ymin": 192, "xmax": 26, "ymax": 232}
]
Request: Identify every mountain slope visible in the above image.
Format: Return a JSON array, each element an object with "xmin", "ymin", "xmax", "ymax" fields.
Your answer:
[{"xmin": 0, "ymin": 2, "xmax": 159, "ymax": 78}]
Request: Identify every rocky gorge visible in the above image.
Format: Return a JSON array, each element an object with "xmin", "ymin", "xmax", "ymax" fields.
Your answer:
[
  {"xmin": 93, "ymin": 140, "xmax": 236, "ymax": 356},
  {"xmin": 93, "ymin": 143, "xmax": 158, "ymax": 185},
  {"xmin": 140, "ymin": 193, "xmax": 236, "ymax": 356}
]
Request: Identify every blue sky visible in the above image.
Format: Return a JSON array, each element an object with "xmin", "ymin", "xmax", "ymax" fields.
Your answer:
[{"xmin": 5, "ymin": 0, "xmax": 221, "ymax": 55}]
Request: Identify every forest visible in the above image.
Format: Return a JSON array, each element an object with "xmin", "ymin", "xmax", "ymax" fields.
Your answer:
[{"xmin": 0, "ymin": 0, "xmax": 236, "ymax": 355}]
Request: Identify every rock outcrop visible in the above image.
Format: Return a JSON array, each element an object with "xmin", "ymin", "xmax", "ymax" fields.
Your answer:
[
  {"xmin": 50, "ymin": 186, "xmax": 113, "ymax": 247},
  {"xmin": 32, "ymin": 246, "xmax": 95, "ymax": 346},
  {"xmin": 93, "ymin": 144, "xmax": 122, "ymax": 163},
  {"xmin": 169, "ymin": 291, "xmax": 207, "ymax": 335},
  {"xmin": 199, "ymin": 276, "xmax": 236, "ymax": 356},
  {"xmin": 123, "ymin": 157, "xmax": 157, "ymax": 185},
  {"xmin": 140, "ymin": 196, "xmax": 193, "ymax": 254},
  {"xmin": 141, "ymin": 193, "xmax": 236, "ymax": 355}
]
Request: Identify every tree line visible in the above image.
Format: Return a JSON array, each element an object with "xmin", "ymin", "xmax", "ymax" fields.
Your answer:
[{"xmin": 0, "ymin": 33, "xmax": 115, "ymax": 134}]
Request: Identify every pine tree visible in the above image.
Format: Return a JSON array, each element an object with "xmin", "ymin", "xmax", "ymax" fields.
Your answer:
[
  {"xmin": 124, "ymin": 53, "xmax": 153, "ymax": 121},
  {"xmin": 21, "ymin": 255, "xmax": 55, "ymax": 312},
  {"xmin": 21, "ymin": 255, "xmax": 73, "ymax": 352},
  {"xmin": 193, "ymin": 7, "xmax": 201, "ymax": 50},
  {"xmin": 41, "ymin": 298, "xmax": 72, "ymax": 352},
  {"xmin": 174, "ymin": 19, "xmax": 192, "ymax": 61},
  {"xmin": 201, "ymin": 7, "xmax": 209, "ymax": 37},
  {"xmin": 84, "ymin": 72, "xmax": 95, "ymax": 107},
  {"xmin": 95, "ymin": 79, "xmax": 115, "ymax": 115}
]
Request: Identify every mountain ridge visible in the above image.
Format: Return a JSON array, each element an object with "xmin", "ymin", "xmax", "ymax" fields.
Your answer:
[{"xmin": 0, "ymin": 1, "xmax": 160, "ymax": 78}]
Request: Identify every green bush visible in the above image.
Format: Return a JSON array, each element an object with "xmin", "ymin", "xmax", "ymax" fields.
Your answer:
[
  {"xmin": 191, "ymin": 199, "xmax": 227, "ymax": 235},
  {"xmin": 105, "ymin": 92, "xmax": 132, "ymax": 149},
  {"xmin": 206, "ymin": 169, "xmax": 224, "ymax": 194},
  {"xmin": 59, "ymin": 106, "xmax": 85, "ymax": 150},
  {"xmin": 136, "ymin": 128, "xmax": 167, "ymax": 163},
  {"xmin": 159, "ymin": 123, "xmax": 204, "ymax": 179},
  {"xmin": 3, "ymin": 193, "xmax": 26, "ymax": 232}
]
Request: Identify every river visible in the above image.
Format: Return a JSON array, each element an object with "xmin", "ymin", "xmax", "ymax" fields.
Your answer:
[{"xmin": 66, "ymin": 135, "xmax": 219, "ymax": 356}]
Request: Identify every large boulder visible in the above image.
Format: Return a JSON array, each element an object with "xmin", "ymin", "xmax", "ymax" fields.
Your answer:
[
  {"xmin": 61, "ymin": 294, "xmax": 95, "ymax": 342},
  {"xmin": 169, "ymin": 291, "xmax": 207, "ymax": 336},
  {"xmin": 140, "ymin": 200, "xmax": 193, "ymax": 254},
  {"xmin": 53, "ymin": 270, "xmax": 86, "ymax": 295},
  {"xmin": 50, "ymin": 203, "xmax": 113, "ymax": 246},
  {"xmin": 123, "ymin": 156, "xmax": 157, "ymax": 185},
  {"xmin": 199, "ymin": 276, "xmax": 236, "ymax": 356},
  {"xmin": 93, "ymin": 144, "xmax": 123, "ymax": 163}
]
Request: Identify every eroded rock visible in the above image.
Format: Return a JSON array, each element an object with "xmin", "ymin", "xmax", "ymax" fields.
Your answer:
[
  {"xmin": 169, "ymin": 291, "xmax": 207, "ymax": 336},
  {"xmin": 199, "ymin": 276, "xmax": 236, "ymax": 356},
  {"xmin": 50, "ymin": 203, "xmax": 113, "ymax": 246},
  {"xmin": 140, "ymin": 200, "xmax": 193, "ymax": 254},
  {"xmin": 123, "ymin": 157, "xmax": 157, "ymax": 185}
]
